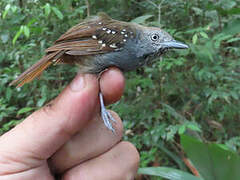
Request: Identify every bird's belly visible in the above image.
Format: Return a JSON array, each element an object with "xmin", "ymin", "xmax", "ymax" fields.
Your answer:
[{"xmin": 92, "ymin": 50, "xmax": 145, "ymax": 72}]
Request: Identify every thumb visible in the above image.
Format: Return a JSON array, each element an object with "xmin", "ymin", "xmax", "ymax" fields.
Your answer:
[{"xmin": 0, "ymin": 74, "xmax": 99, "ymax": 160}]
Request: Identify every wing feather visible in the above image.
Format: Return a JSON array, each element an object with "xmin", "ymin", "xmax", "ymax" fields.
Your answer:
[{"xmin": 48, "ymin": 13, "xmax": 136, "ymax": 57}]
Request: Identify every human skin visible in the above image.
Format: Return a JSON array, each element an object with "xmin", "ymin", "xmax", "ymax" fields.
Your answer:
[{"xmin": 0, "ymin": 68, "xmax": 140, "ymax": 180}]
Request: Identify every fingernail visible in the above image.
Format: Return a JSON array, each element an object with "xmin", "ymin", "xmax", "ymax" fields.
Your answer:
[{"xmin": 70, "ymin": 74, "xmax": 86, "ymax": 92}]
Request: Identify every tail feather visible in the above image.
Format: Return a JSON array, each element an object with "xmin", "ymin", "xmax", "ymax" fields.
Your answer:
[{"xmin": 10, "ymin": 51, "xmax": 64, "ymax": 87}]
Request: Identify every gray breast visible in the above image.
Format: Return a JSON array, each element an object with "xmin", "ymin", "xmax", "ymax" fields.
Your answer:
[{"xmin": 91, "ymin": 38, "xmax": 149, "ymax": 72}]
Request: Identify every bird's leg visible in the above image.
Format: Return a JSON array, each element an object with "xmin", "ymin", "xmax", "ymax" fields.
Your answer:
[
  {"xmin": 97, "ymin": 69, "xmax": 116, "ymax": 133},
  {"xmin": 99, "ymin": 92, "xmax": 116, "ymax": 133}
]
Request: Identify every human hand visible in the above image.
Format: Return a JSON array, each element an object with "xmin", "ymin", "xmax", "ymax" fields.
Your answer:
[{"xmin": 0, "ymin": 68, "xmax": 139, "ymax": 180}]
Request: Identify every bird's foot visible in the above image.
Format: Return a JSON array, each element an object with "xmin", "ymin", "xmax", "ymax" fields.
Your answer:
[{"xmin": 99, "ymin": 92, "xmax": 116, "ymax": 133}]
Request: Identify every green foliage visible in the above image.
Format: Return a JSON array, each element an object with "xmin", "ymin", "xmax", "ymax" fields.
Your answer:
[
  {"xmin": 1, "ymin": 0, "xmax": 240, "ymax": 179},
  {"xmin": 139, "ymin": 135, "xmax": 240, "ymax": 180},
  {"xmin": 181, "ymin": 135, "xmax": 240, "ymax": 180},
  {"xmin": 138, "ymin": 167, "xmax": 203, "ymax": 180}
]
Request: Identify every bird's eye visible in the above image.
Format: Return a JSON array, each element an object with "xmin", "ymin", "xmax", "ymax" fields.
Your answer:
[{"xmin": 151, "ymin": 34, "xmax": 159, "ymax": 41}]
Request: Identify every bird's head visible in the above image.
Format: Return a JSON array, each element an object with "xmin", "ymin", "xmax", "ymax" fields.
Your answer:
[{"xmin": 137, "ymin": 26, "xmax": 188, "ymax": 58}]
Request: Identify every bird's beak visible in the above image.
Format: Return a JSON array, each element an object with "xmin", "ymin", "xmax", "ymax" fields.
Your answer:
[{"xmin": 160, "ymin": 40, "xmax": 188, "ymax": 49}]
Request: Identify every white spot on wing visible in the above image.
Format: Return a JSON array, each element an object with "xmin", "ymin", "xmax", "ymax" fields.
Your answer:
[
  {"xmin": 92, "ymin": 35, "xmax": 97, "ymax": 39},
  {"xmin": 109, "ymin": 43, "xmax": 117, "ymax": 48}
]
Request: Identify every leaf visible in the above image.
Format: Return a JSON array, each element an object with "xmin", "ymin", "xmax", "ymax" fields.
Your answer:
[
  {"xmin": 200, "ymin": 32, "xmax": 209, "ymax": 39},
  {"xmin": 230, "ymin": 91, "xmax": 239, "ymax": 100},
  {"xmin": 138, "ymin": 167, "xmax": 203, "ymax": 180},
  {"xmin": 0, "ymin": 51, "xmax": 5, "ymax": 62},
  {"xmin": 27, "ymin": 18, "xmax": 37, "ymax": 27},
  {"xmin": 181, "ymin": 135, "xmax": 240, "ymax": 180},
  {"xmin": 6, "ymin": 87, "xmax": 12, "ymax": 101},
  {"xmin": 131, "ymin": 15, "xmax": 153, "ymax": 24},
  {"xmin": 37, "ymin": 97, "xmax": 47, "ymax": 107},
  {"xmin": 44, "ymin": 3, "xmax": 51, "ymax": 17},
  {"xmin": 192, "ymin": 7, "xmax": 203, "ymax": 15},
  {"xmin": 226, "ymin": 37, "xmax": 240, "ymax": 43},
  {"xmin": 160, "ymin": 102, "xmax": 187, "ymax": 122},
  {"xmin": 3, "ymin": 4, "xmax": 11, "ymax": 19},
  {"xmin": 223, "ymin": 19, "xmax": 240, "ymax": 36},
  {"xmin": 2, "ymin": 120, "xmax": 21, "ymax": 131},
  {"xmin": 178, "ymin": 125, "xmax": 186, "ymax": 134},
  {"xmin": 186, "ymin": 123, "xmax": 201, "ymax": 132},
  {"xmin": 192, "ymin": 34, "xmax": 198, "ymax": 44},
  {"xmin": 23, "ymin": 26, "xmax": 30, "ymax": 38},
  {"xmin": 11, "ymin": 5, "xmax": 17, "ymax": 13},
  {"xmin": 12, "ymin": 26, "xmax": 24, "ymax": 45},
  {"xmin": 17, "ymin": 107, "xmax": 34, "ymax": 115},
  {"xmin": 227, "ymin": 8, "xmax": 240, "ymax": 15},
  {"xmin": 52, "ymin": 7, "xmax": 63, "ymax": 20}
]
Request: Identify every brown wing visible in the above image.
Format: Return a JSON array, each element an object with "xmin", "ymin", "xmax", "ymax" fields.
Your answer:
[
  {"xmin": 46, "ymin": 13, "xmax": 136, "ymax": 56},
  {"xmin": 55, "ymin": 12, "xmax": 112, "ymax": 43}
]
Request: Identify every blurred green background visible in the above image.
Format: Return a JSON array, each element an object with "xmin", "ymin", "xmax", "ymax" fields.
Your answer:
[{"xmin": 1, "ymin": 0, "xmax": 240, "ymax": 179}]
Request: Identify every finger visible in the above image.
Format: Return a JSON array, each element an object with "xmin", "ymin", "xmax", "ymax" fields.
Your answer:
[
  {"xmin": 48, "ymin": 68, "xmax": 125, "ymax": 173},
  {"xmin": 100, "ymin": 67, "xmax": 125, "ymax": 105},
  {"xmin": 62, "ymin": 141, "xmax": 140, "ymax": 180},
  {"xmin": 0, "ymin": 74, "xmax": 99, "ymax": 161},
  {"xmin": 49, "ymin": 111, "xmax": 123, "ymax": 173}
]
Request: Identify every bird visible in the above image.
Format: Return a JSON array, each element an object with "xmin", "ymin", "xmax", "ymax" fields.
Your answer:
[{"xmin": 10, "ymin": 12, "xmax": 188, "ymax": 133}]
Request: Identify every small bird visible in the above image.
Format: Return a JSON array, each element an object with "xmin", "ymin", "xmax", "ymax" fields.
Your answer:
[{"xmin": 10, "ymin": 13, "xmax": 188, "ymax": 133}]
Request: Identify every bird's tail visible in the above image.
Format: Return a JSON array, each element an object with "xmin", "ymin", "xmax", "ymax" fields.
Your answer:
[{"xmin": 10, "ymin": 50, "xmax": 64, "ymax": 88}]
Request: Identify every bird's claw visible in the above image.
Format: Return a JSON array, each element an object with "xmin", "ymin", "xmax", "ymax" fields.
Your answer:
[{"xmin": 99, "ymin": 92, "xmax": 116, "ymax": 133}]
